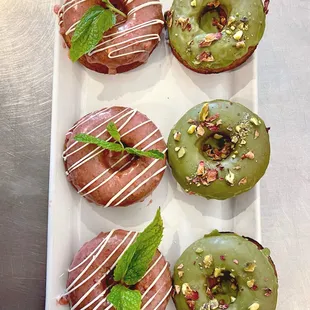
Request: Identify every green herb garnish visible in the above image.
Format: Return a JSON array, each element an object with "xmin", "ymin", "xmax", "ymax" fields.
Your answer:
[
  {"xmin": 107, "ymin": 285, "xmax": 141, "ymax": 310},
  {"xmin": 107, "ymin": 209, "xmax": 164, "ymax": 310},
  {"xmin": 74, "ymin": 122, "xmax": 165, "ymax": 160},
  {"xmin": 69, "ymin": 1, "xmax": 126, "ymax": 62}
]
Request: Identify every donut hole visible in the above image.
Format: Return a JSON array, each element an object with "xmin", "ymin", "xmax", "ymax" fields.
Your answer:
[
  {"xmin": 101, "ymin": 149, "xmax": 136, "ymax": 171},
  {"xmin": 207, "ymin": 270, "xmax": 239, "ymax": 305},
  {"xmin": 199, "ymin": 4, "xmax": 228, "ymax": 33},
  {"xmin": 201, "ymin": 134, "xmax": 232, "ymax": 161}
]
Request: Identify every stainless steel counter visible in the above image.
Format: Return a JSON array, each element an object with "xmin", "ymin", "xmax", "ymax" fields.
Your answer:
[{"xmin": 0, "ymin": 0, "xmax": 309, "ymax": 308}]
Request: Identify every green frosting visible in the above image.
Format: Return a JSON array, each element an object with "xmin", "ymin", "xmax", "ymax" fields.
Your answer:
[
  {"xmin": 167, "ymin": 0, "xmax": 266, "ymax": 70},
  {"xmin": 173, "ymin": 231, "xmax": 278, "ymax": 310},
  {"xmin": 167, "ymin": 100, "xmax": 270, "ymax": 200}
]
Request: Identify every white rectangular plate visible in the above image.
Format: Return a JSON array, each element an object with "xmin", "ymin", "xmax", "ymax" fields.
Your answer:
[{"xmin": 46, "ymin": 2, "xmax": 261, "ymax": 308}]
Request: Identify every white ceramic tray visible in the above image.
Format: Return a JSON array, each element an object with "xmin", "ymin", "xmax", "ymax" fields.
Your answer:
[{"xmin": 46, "ymin": 2, "xmax": 261, "ymax": 308}]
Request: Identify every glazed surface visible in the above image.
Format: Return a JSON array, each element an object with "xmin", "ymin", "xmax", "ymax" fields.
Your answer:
[
  {"xmin": 64, "ymin": 106, "xmax": 167, "ymax": 207},
  {"xmin": 58, "ymin": 0, "xmax": 164, "ymax": 73},
  {"xmin": 167, "ymin": 100, "xmax": 270, "ymax": 200},
  {"xmin": 167, "ymin": 0, "xmax": 266, "ymax": 73},
  {"xmin": 173, "ymin": 231, "xmax": 278, "ymax": 310},
  {"xmin": 63, "ymin": 229, "xmax": 172, "ymax": 309}
]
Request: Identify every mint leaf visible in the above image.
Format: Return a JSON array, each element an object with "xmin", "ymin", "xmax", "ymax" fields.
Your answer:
[
  {"xmin": 102, "ymin": 0, "xmax": 127, "ymax": 18},
  {"xmin": 113, "ymin": 243, "xmax": 137, "ymax": 282},
  {"xmin": 74, "ymin": 133, "xmax": 123, "ymax": 152},
  {"xmin": 107, "ymin": 122, "xmax": 121, "ymax": 143},
  {"xmin": 125, "ymin": 148, "xmax": 165, "ymax": 160},
  {"xmin": 113, "ymin": 209, "xmax": 163, "ymax": 285},
  {"xmin": 70, "ymin": 6, "xmax": 116, "ymax": 62},
  {"xmin": 107, "ymin": 285, "xmax": 141, "ymax": 310}
]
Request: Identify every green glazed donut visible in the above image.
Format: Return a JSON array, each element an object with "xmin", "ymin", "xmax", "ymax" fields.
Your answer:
[
  {"xmin": 173, "ymin": 230, "xmax": 278, "ymax": 310},
  {"xmin": 166, "ymin": 0, "xmax": 269, "ymax": 73},
  {"xmin": 167, "ymin": 100, "xmax": 270, "ymax": 200}
]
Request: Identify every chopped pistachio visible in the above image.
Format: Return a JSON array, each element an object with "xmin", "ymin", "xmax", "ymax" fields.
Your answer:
[
  {"xmin": 214, "ymin": 267, "xmax": 222, "ymax": 278},
  {"xmin": 199, "ymin": 103, "xmax": 209, "ymax": 121},
  {"xmin": 178, "ymin": 147, "xmax": 186, "ymax": 158},
  {"xmin": 195, "ymin": 247, "xmax": 204, "ymax": 254},
  {"xmin": 178, "ymin": 270, "xmax": 184, "ymax": 278},
  {"xmin": 177, "ymin": 263, "xmax": 184, "ymax": 270},
  {"xmin": 248, "ymin": 303, "xmax": 259, "ymax": 310},
  {"xmin": 203, "ymin": 254, "xmax": 213, "ymax": 268},
  {"xmin": 225, "ymin": 170, "xmax": 235, "ymax": 185},
  {"xmin": 230, "ymin": 26, "xmax": 236, "ymax": 31},
  {"xmin": 242, "ymin": 151, "xmax": 255, "ymax": 160},
  {"xmin": 175, "ymin": 285, "xmax": 181, "ymax": 294},
  {"xmin": 182, "ymin": 283, "xmax": 191, "ymax": 295},
  {"xmin": 238, "ymin": 22, "xmax": 245, "ymax": 30},
  {"xmin": 210, "ymin": 299, "xmax": 219, "ymax": 309},
  {"xmin": 175, "ymin": 147, "xmax": 180, "ymax": 152},
  {"xmin": 244, "ymin": 261, "xmax": 257, "ymax": 272},
  {"xmin": 235, "ymin": 125, "xmax": 241, "ymax": 132},
  {"xmin": 227, "ymin": 16, "xmax": 236, "ymax": 26},
  {"xmin": 227, "ymin": 126, "xmax": 233, "ymax": 131},
  {"xmin": 188, "ymin": 125, "xmax": 197, "ymax": 134},
  {"xmin": 230, "ymin": 272, "xmax": 236, "ymax": 278},
  {"xmin": 247, "ymin": 279, "xmax": 255, "ymax": 288},
  {"xmin": 231, "ymin": 136, "xmax": 239, "ymax": 143},
  {"xmin": 216, "ymin": 119, "xmax": 223, "ymax": 126},
  {"xmin": 250, "ymin": 117, "xmax": 260, "ymax": 125},
  {"xmin": 197, "ymin": 125, "xmax": 205, "ymax": 136},
  {"xmin": 231, "ymin": 296, "xmax": 236, "ymax": 303},
  {"xmin": 236, "ymin": 41, "xmax": 246, "ymax": 48},
  {"xmin": 214, "ymin": 134, "xmax": 223, "ymax": 140},
  {"xmin": 232, "ymin": 155, "xmax": 236, "ymax": 159},
  {"xmin": 238, "ymin": 177, "xmax": 247, "ymax": 185},
  {"xmin": 174, "ymin": 131, "xmax": 182, "ymax": 141},
  {"xmin": 254, "ymin": 130, "xmax": 259, "ymax": 139},
  {"xmin": 233, "ymin": 30, "xmax": 243, "ymax": 41},
  {"xmin": 226, "ymin": 30, "xmax": 232, "ymax": 35},
  {"xmin": 231, "ymin": 283, "xmax": 237, "ymax": 290},
  {"xmin": 196, "ymin": 161, "xmax": 205, "ymax": 176},
  {"xmin": 190, "ymin": 0, "xmax": 196, "ymax": 6}
]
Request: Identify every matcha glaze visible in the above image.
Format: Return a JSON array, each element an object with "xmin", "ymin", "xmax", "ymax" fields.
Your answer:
[
  {"xmin": 173, "ymin": 231, "xmax": 278, "ymax": 310},
  {"xmin": 167, "ymin": 0, "xmax": 268, "ymax": 72},
  {"xmin": 167, "ymin": 100, "xmax": 271, "ymax": 200}
]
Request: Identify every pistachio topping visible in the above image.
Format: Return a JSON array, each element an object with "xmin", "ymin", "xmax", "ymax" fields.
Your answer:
[
  {"xmin": 254, "ymin": 130, "xmax": 260, "ymax": 139},
  {"xmin": 242, "ymin": 151, "xmax": 255, "ymax": 160},
  {"xmin": 199, "ymin": 103, "xmax": 209, "ymax": 121},
  {"xmin": 190, "ymin": 0, "xmax": 196, "ymax": 6},
  {"xmin": 209, "ymin": 298, "xmax": 219, "ymax": 309},
  {"xmin": 195, "ymin": 247, "xmax": 204, "ymax": 254},
  {"xmin": 187, "ymin": 125, "xmax": 197, "ymax": 134},
  {"xmin": 225, "ymin": 170, "xmax": 235, "ymax": 185},
  {"xmin": 177, "ymin": 263, "xmax": 184, "ymax": 270},
  {"xmin": 244, "ymin": 261, "xmax": 257, "ymax": 272},
  {"xmin": 250, "ymin": 117, "xmax": 261, "ymax": 125},
  {"xmin": 175, "ymin": 285, "xmax": 181, "ymax": 294},
  {"xmin": 247, "ymin": 279, "xmax": 255, "ymax": 288},
  {"xmin": 230, "ymin": 296, "xmax": 236, "ymax": 303},
  {"xmin": 175, "ymin": 147, "xmax": 180, "ymax": 152},
  {"xmin": 236, "ymin": 41, "xmax": 246, "ymax": 48},
  {"xmin": 197, "ymin": 125, "xmax": 205, "ymax": 136},
  {"xmin": 248, "ymin": 302, "xmax": 260, "ymax": 310},
  {"xmin": 203, "ymin": 254, "xmax": 213, "ymax": 268},
  {"xmin": 238, "ymin": 177, "xmax": 247, "ymax": 185},
  {"xmin": 178, "ymin": 270, "xmax": 184, "ymax": 278},
  {"xmin": 174, "ymin": 131, "xmax": 182, "ymax": 141},
  {"xmin": 178, "ymin": 147, "xmax": 186, "ymax": 158},
  {"xmin": 214, "ymin": 267, "xmax": 224, "ymax": 278},
  {"xmin": 233, "ymin": 30, "xmax": 243, "ymax": 41}
]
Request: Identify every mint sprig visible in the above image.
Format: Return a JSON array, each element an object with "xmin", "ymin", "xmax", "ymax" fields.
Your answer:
[
  {"xmin": 69, "ymin": 0, "xmax": 127, "ymax": 62},
  {"xmin": 114, "ymin": 208, "xmax": 164, "ymax": 285},
  {"xmin": 70, "ymin": 6, "xmax": 116, "ymax": 62},
  {"xmin": 107, "ymin": 209, "xmax": 164, "ymax": 310},
  {"xmin": 74, "ymin": 122, "xmax": 165, "ymax": 160},
  {"xmin": 107, "ymin": 285, "xmax": 141, "ymax": 310}
]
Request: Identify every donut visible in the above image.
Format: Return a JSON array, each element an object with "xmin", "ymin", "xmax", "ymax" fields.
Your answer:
[
  {"xmin": 167, "ymin": 100, "xmax": 270, "ymax": 200},
  {"xmin": 61, "ymin": 229, "xmax": 172, "ymax": 309},
  {"xmin": 57, "ymin": 0, "xmax": 164, "ymax": 74},
  {"xmin": 173, "ymin": 231, "xmax": 278, "ymax": 310},
  {"xmin": 63, "ymin": 106, "xmax": 167, "ymax": 207},
  {"xmin": 166, "ymin": 0, "xmax": 270, "ymax": 73}
]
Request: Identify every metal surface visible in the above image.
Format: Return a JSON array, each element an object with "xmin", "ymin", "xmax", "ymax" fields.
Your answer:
[{"xmin": 0, "ymin": 0, "xmax": 309, "ymax": 309}]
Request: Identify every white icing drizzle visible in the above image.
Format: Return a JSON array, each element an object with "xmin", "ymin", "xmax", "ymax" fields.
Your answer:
[
  {"xmin": 67, "ymin": 230, "xmax": 115, "ymax": 291},
  {"xmin": 81, "ymin": 136, "xmax": 164, "ymax": 197},
  {"xmin": 104, "ymin": 148, "xmax": 167, "ymax": 207},
  {"xmin": 114, "ymin": 165, "xmax": 166, "ymax": 206},
  {"xmin": 70, "ymin": 231, "xmax": 138, "ymax": 309},
  {"xmin": 58, "ymin": 0, "xmax": 87, "ymax": 23},
  {"xmin": 141, "ymin": 262, "xmax": 168, "ymax": 298},
  {"xmin": 141, "ymin": 283, "xmax": 165, "ymax": 310},
  {"xmin": 66, "ymin": 119, "xmax": 151, "ymax": 175},
  {"xmin": 127, "ymin": 1, "xmax": 161, "ymax": 16},
  {"xmin": 68, "ymin": 235, "xmax": 108, "ymax": 273},
  {"xmin": 153, "ymin": 287, "xmax": 172, "ymax": 310},
  {"xmin": 140, "ymin": 253, "xmax": 163, "ymax": 281},
  {"xmin": 64, "ymin": 108, "xmax": 134, "ymax": 160},
  {"xmin": 80, "ymin": 285, "xmax": 112, "ymax": 310}
]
